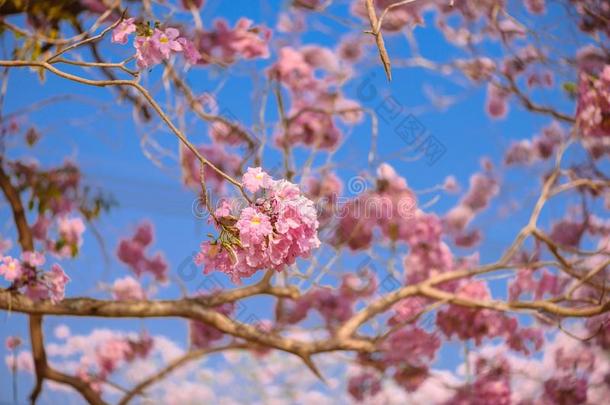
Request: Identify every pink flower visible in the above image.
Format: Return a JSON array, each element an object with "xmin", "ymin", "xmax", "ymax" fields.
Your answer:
[
  {"xmin": 180, "ymin": 144, "xmax": 241, "ymax": 192},
  {"xmin": 0, "ymin": 256, "xmax": 22, "ymax": 282},
  {"xmin": 177, "ymin": 37, "xmax": 201, "ymax": 64},
  {"xmin": 46, "ymin": 264, "xmax": 70, "ymax": 304},
  {"xmin": 112, "ymin": 276, "xmax": 145, "ymax": 301},
  {"xmin": 524, "ymin": 0, "xmax": 546, "ymax": 14},
  {"xmin": 456, "ymin": 57, "xmax": 496, "ymax": 82},
  {"xmin": 5, "ymin": 336, "xmax": 22, "ymax": 350},
  {"xmin": 145, "ymin": 253, "xmax": 168, "ymax": 282},
  {"xmin": 348, "ymin": 372, "xmax": 381, "ymax": 401},
  {"xmin": 196, "ymin": 172, "xmax": 320, "ymax": 283},
  {"xmin": 214, "ymin": 200, "xmax": 232, "ymax": 218},
  {"xmin": 21, "ymin": 251, "xmax": 45, "ymax": 267},
  {"xmin": 242, "ymin": 167, "xmax": 273, "ymax": 193},
  {"xmin": 152, "ymin": 28, "xmax": 183, "ymax": 59},
  {"xmin": 544, "ymin": 376, "xmax": 587, "ymax": 404},
  {"xmin": 133, "ymin": 222, "xmax": 154, "ymax": 247},
  {"xmin": 31, "ymin": 216, "xmax": 51, "ymax": 240},
  {"xmin": 195, "ymin": 18, "xmax": 271, "ymax": 65},
  {"xmin": 111, "ymin": 18, "xmax": 136, "ymax": 44},
  {"xmin": 236, "ymin": 207, "xmax": 273, "ymax": 245},
  {"xmin": 25, "ymin": 282, "xmax": 49, "ymax": 302},
  {"xmin": 117, "ymin": 221, "xmax": 167, "ymax": 282},
  {"xmin": 486, "ymin": 83, "xmax": 509, "ymax": 119},
  {"xmin": 267, "ymin": 47, "xmax": 314, "ymax": 91},
  {"xmin": 5, "ymin": 351, "xmax": 34, "ymax": 373},
  {"xmin": 576, "ymin": 65, "xmax": 610, "ymax": 137},
  {"xmin": 134, "ymin": 36, "xmax": 163, "ymax": 69},
  {"xmin": 95, "ymin": 338, "xmax": 131, "ymax": 378},
  {"xmin": 58, "ymin": 216, "xmax": 86, "ymax": 246}
]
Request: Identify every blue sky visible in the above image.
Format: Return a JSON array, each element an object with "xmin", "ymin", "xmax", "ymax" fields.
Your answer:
[{"xmin": 0, "ymin": 0, "xmax": 602, "ymax": 402}]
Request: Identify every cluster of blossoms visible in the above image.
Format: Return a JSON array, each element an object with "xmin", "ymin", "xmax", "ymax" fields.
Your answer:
[
  {"xmin": 194, "ymin": 18, "xmax": 271, "ymax": 65},
  {"xmin": 278, "ymin": 271, "xmax": 377, "ymax": 329},
  {"xmin": 180, "ymin": 143, "xmax": 241, "ymax": 192},
  {"xmin": 9, "ymin": 160, "xmax": 93, "ymax": 258},
  {"xmin": 76, "ymin": 332, "xmax": 153, "ymax": 393},
  {"xmin": 195, "ymin": 167, "xmax": 320, "ymax": 283},
  {"xmin": 447, "ymin": 355, "xmax": 512, "ymax": 405},
  {"xmin": 350, "ymin": 328, "xmax": 441, "ymax": 397},
  {"xmin": 577, "ymin": 65, "xmax": 610, "ymax": 137},
  {"xmin": 402, "ymin": 212, "xmax": 454, "ymax": 284},
  {"xmin": 504, "ymin": 121, "xmax": 565, "ymax": 165},
  {"xmin": 5, "ymin": 336, "xmax": 22, "ymax": 350},
  {"xmin": 485, "ymin": 83, "xmax": 511, "ymax": 119},
  {"xmin": 117, "ymin": 221, "xmax": 168, "ymax": 282},
  {"xmin": 111, "ymin": 276, "xmax": 146, "ymax": 301},
  {"xmin": 571, "ymin": 0, "xmax": 610, "ymax": 37},
  {"xmin": 334, "ymin": 163, "xmax": 418, "ymax": 250},
  {"xmin": 303, "ymin": 171, "xmax": 343, "ymax": 226},
  {"xmin": 443, "ymin": 162, "xmax": 499, "ymax": 248},
  {"xmin": 0, "ymin": 252, "xmax": 69, "ymax": 304},
  {"xmin": 112, "ymin": 19, "xmax": 201, "ymax": 68},
  {"xmin": 268, "ymin": 45, "xmax": 362, "ymax": 150},
  {"xmin": 4, "ymin": 336, "xmax": 31, "ymax": 375},
  {"xmin": 436, "ymin": 280, "xmax": 544, "ymax": 353},
  {"xmin": 509, "ymin": 267, "xmax": 567, "ymax": 302}
]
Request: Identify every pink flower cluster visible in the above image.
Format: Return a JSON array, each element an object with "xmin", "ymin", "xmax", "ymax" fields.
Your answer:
[
  {"xmin": 5, "ymin": 351, "xmax": 34, "ymax": 373},
  {"xmin": 279, "ymin": 272, "xmax": 376, "ymax": 328},
  {"xmin": 485, "ymin": 83, "xmax": 510, "ymax": 119},
  {"xmin": 447, "ymin": 355, "xmax": 512, "ymax": 405},
  {"xmin": 381, "ymin": 327, "xmax": 440, "ymax": 392},
  {"xmin": 195, "ymin": 18, "xmax": 271, "ymax": 65},
  {"xmin": 56, "ymin": 216, "xmax": 86, "ymax": 257},
  {"xmin": 577, "ymin": 65, "xmax": 610, "ymax": 137},
  {"xmin": 524, "ymin": 0, "xmax": 546, "ymax": 14},
  {"xmin": 504, "ymin": 122, "xmax": 565, "ymax": 165},
  {"xmin": 112, "ymin": 19, "xmax": 201, "ymax": 68},
  {"xmin": 455, "ymin": 57, "xmax": 496, "ymax": 82},
  {"xmin": 0, "ymin": 255, "xmax": 22, "ymax": 282},
  {"xmin": 572, "ymin": 0, "xmax": 610, "ymax": 37},
  {"xmin": 196, "ymin": 168, "xmax": 320, "ymax": 283},
  {"xmin": 9, "ymin": 160, "xmax": 93, "ymax": 258},
  {"xmin": 180, "ymin": 143, "xmax": 241, "ymax": 192},
  {"xmin": 304, "ymin": 171, "xmax": 343, "ymax": 225},
  {"xmin": 5, "ymin": 336, "xmax": 22, "ymax": 350},
  {"xmin": 117, "ymin": 222, "xmax": 168, "ymax": 282},
  {"xmin": 347, "ymin": 371, "xmax": 382, "ymax": 401},
  {"xmin": 1, "ymin": 252, "xmax": 69, "ymax": 304},
  {"xmin": 403, "ymin": 212, "xmax": 454, "ymax": 284},
  {"xmin": 268, "ymin": 46, "xmax": 361, "ymax": 150},
  {"xmin": 443, "ymin": 165, "xmax": 499, "ymax": 248},
  {"xmin": 334, "ymin": 163, "xmax": 418, "ymax": 250},
  {"xmin": 508, "ymin": 268, "xmax": 566, "ymax": 301},
  {"xmin": 436, "ymin": 280, "xmax": 544, "ymax": 355},
  {"xmin": 111, "ymin": 276, "xmax": 145, "ymax": 301},
  {"xmin": 78, "ymin": 333, "xmax": 153, "ymax": 389}
]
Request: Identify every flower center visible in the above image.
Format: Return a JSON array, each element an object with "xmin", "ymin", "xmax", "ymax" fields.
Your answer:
[
  {"xmin": 251, "ymin": 216, "xmax": 262, "ymax": 225},
  {"xmin": 160, "ymin": 36, "xmax": 169, "ymax": 43}
]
